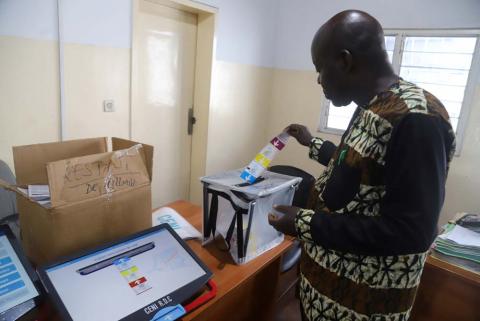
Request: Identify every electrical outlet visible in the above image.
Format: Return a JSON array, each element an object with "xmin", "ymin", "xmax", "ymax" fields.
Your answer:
[{"xmin": 103, "ymin": 100, "xmax": 115, "ymax": 112}]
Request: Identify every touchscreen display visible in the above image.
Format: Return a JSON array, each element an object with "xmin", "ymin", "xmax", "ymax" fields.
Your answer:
[
  {"xmin": 45, "ymin": 228, "xmax": 206, "ymax": 321},
  {"xmin": 0, "ymin": 234, "xmax": 38, "ymax": 313}
]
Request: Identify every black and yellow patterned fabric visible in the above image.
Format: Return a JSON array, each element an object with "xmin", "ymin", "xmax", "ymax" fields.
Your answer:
[{"xmin": 295, "ymin": 79, "xmax": 456, "ymax": 321}]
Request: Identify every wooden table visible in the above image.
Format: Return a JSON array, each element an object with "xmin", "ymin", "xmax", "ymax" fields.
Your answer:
[
  {"xmin": 169, "ymin": 200, "xmax": 294, "ymax": 321},
  {"xmin": 410, "ymin": 255, "xmax": 480, "ymax": 321}
]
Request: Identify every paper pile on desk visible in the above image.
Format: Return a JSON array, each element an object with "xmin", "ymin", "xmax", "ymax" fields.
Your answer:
[
  {"xmin": 152, "ymin": 207, "xmax": 202, "ymax": 240},
  {"xmin": 434, "ymin": 223, "xmax": 480, "ymax": 264}
]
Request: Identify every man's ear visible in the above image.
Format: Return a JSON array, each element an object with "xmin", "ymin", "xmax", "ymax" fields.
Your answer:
[{"xmin": 338, "ymin": 49, "xmax": 353, "ymax": 72}]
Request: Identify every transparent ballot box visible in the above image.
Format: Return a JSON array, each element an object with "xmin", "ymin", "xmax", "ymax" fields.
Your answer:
[{"xmin": 201, "ymin": 169, "xmax": 302, "ymax": 264}]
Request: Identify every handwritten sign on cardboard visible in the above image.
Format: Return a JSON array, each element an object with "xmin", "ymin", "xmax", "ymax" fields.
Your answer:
[{"xmin": 47, "ymin": 145, "xmax": 150, "ymax": 207}]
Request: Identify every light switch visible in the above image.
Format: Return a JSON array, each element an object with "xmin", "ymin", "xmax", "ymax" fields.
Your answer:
[{"xmin": 103, "ymin": 100, "xmax": 115, "ymax": 112}]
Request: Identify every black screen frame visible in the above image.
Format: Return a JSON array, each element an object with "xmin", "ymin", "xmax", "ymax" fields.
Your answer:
[
  {"xmin": 38, "ymin": 224, "xmax": 212, "ymax": 321},
  {"xmin": 0, "ymin": 224, "xmax": 43, "ymax": 316}
]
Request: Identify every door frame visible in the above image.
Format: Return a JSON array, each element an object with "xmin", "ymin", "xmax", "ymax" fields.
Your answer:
[{"xmin": 131, "ymin": 0, "xmax": 217, "ymax": 204}]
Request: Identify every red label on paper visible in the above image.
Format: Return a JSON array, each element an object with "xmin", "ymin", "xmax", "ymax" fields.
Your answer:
[
  {"xmin": 270, "ymin": 137, "xmax": 285, "ymax": 150},
  {"xmin": 129, "ymin": 277, "xmax": 147, "ymax": 288}
]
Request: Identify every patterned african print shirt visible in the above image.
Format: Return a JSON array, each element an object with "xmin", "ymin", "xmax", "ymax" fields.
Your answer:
[{"xmin": 295, "ymin": 79, "xmax": 456, "ymax": 321}]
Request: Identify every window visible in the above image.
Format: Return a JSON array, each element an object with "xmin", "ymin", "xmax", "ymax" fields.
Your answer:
[{"xmin": 319, "ymin": 31, "xmax": 480, "ymax": 154}]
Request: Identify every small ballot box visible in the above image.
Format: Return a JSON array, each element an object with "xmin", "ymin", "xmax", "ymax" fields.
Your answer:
[{"xmin": 201, "ymin": 169, "xmax": 302, "ymax": 264}]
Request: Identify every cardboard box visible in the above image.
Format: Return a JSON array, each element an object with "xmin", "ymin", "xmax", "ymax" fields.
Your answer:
[{"xmin": 0, "ymin": 137, "xmax": 153, "ymax": 265}]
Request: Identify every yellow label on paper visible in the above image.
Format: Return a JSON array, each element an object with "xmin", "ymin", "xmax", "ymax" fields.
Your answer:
[
  {"xmin": 254, "ymin": 153, "xmax": 271, "ymax": 168},
  {"xmin": 120, "ymin": 266, "xmax": 139, "ymax": 276}
]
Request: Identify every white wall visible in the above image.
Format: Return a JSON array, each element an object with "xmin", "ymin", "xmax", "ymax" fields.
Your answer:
[
  {"xmin": 444, "ymin": 86, "xmax": 480, "ymax": 222},
  {"xmin": 0, "ymin": 0, "xmax": 58, "ymax": 40},
  {"xmin": 274, "ymin": 0, "xmax": 480, "ymax": 70},
  {"xmin": 198, "ymin": 0, "xmax": 279, "ymax": 178},
  {"xmin": 0, "ymin": 0, "xmax": 60, "ymax": 170},
  {"xmin": 62, "ymin": 0, "xmax": 279, "ymax": 66},
  {"xmin": 59, "ymin": 0, "xmax": 132, "ymax": 140},
  {"xmin": 60, "ymin": 0, "xmax": 131, "ymax": 48},
  {"xmin": 207, "ymin": 0, "xmax": 278, "ymax": 67}
]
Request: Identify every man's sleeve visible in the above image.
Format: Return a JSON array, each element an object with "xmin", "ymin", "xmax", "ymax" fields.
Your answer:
[
  {"xmin": 295, "ymin": 113, "xmax": 451, "ymax": 256},
  {"xmin": 309, "ymin": 137, "xmax": 337, "ymax": 166}
]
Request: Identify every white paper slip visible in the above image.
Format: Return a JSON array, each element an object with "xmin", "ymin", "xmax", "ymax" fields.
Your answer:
[
  {"xmin": 18, "ymin": 187, "xmax": 51, "ymax": 207},
  {"xmin": 28, "ymin": 184, "xmax": 50, "ymax": 196},
  {"xmin": 152, "ymin": 207, "xmax": 202, "ymax": 240},
  {"xmin": 439, "ymin": 224, "xmax": 480, "ymax": 248},
  {"xmin": 28, "ymin": 185, "xmax": 50, "ymax": 200}
]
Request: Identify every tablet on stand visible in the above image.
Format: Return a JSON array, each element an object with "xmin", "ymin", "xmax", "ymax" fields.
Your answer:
[
  {"xmin": 0, "ymin": 225, "xmax": 42, "ymax": 321},
  {"xmin": 38, "ymin": 224, "xmax": 214, "ymax": 321}
]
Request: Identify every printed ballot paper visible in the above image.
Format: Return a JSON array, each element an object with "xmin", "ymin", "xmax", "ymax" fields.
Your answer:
[
  {"xmin": 152, "ymin": 207, "xmax": 202, "ymax": 240},
  {"xmin": 240, "ymin": 132, "xmax": 290, "ymax": 184}
]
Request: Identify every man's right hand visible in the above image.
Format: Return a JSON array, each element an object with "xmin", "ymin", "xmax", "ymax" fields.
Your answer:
[{"xmin": 286, "ymin": 124, "xmax": 313, "ymax": 146}]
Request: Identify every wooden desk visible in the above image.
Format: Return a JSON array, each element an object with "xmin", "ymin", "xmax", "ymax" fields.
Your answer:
[
  {"xmin": 410, "ymin": 255, "xmax": 480, "ymax": 321},
  {"xmin": 169, "ymin": 200, "xmax": 294, "ymax": 321}
]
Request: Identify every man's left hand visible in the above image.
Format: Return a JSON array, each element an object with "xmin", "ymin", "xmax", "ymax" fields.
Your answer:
[{"xmin": 268, "ymin": 205, "xmax": 300, "ymax": 237}]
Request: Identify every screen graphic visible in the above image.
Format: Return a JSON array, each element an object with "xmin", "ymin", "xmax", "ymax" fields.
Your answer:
[
  {"xmin": 0, "ymin": 234, "xmax": 38, "ymax": 313},
  {"xmin": 45, "ymin": 229, "xmax": 206, "ymax": 321}
]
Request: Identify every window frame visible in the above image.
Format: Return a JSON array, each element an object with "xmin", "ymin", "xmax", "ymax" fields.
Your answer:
[{"xmin": 317, "ymin": 29, "xmax": 480, "ymax": 156}]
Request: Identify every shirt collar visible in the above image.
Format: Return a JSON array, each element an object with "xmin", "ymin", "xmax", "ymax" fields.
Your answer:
[{"xmin": 362, "ymin": 77, "xmax": 402, "ymax": 109}]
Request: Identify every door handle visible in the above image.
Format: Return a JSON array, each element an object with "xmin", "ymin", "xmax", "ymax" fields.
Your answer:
[{"xmin": 188, "ymin": 108, "xmax": 196, "ymax": 135}]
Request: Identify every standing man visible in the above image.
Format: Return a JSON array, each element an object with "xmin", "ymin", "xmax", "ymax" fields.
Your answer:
[{"xmin": 269, "ymin": 10, "xmax": 455, "ymax": 321}]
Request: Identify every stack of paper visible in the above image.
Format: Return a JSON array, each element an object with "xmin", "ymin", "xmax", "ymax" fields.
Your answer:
[
  {"xmin": 18, "ymin": 185, "xmax": 51, "ymax": 207},
  {"xmin": 152, "ymin": 207, "xmax": 202, "ymax": 240},
  {"xmin": 28, "ymin": 185, "xmax": 50, "ymax": 201},
  {"xmin": 434, "ymin": 223, "xmax": 480, "ymax": 264}
]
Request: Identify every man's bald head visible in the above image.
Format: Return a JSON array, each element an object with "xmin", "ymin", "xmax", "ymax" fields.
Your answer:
[
  {"xmin": 312, "ymin": 10, "xmax": 386, "ymax": 67},
  {"xmin": 311, "ymin": 10, "xmax": 394, "ymax": 107}
]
